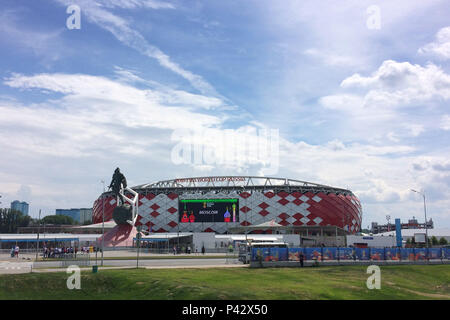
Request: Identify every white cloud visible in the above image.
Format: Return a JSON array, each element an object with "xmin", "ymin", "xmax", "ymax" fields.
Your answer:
[
  {"xmin": 341, "ymin": 60, "xmax": 450, "ymax": 104},
  {"xmin": 2, "ymin": 72, "xmax": 225, "ymax": 158},
  {"xmin": 99, "ymin": 0, "xmax": 175, "ymax": 10},
  {"xmin": 0, "ymin": 10, "xmax": 63, "ymax": 62},
  {"xmin": 53, "ymin": 0, "xmax": 218, "ymax": 96},
  {"xmin": 419, "ymin": 26, "xmax": 450, "ymax": 60},
  {"xmin": 303, "ymin": 48, "xmax": 356, "ymax": 67},
  {"xmin": 318, "ymin": 60, "xmax": 450, "ymax": 141}
]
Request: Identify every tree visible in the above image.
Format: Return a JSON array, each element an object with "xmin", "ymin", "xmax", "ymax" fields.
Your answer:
[
  {"xmin": 0, "ymin": 208, "xmax": 31, "ymax": 233},
  {"xmin": 41, "ymin": 215, "xmax": 77, "ymax": 225},
  {"xmin": 439, "ymin": 237, "xmax": 448, "ymax": 245},
  {"xmin": 431, "ymin": 236, "xmax": 439, "ymax": 246}
]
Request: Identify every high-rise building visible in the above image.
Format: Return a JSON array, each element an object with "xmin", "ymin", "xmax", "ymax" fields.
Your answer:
[
  {"xmin": 10, "ymin": 200, "xmax": 29, "ymax": 216},
  {"xmin": 80, "ymin": 208, "xmax": 93, "ymax": 224},
  {"xmin": 56, "ymin": 208, "xmax": 92, "ymax": 223}
]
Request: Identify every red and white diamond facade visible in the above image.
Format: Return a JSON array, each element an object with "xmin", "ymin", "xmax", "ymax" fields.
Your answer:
[{"xmin": 93, "ymin": 176, "xmax": 362, "ymax": 234}]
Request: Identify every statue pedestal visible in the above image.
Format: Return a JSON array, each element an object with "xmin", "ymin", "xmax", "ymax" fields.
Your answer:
[{"xmin": 96, "ymin": 223, "xmax": 138, "ymax": 247}]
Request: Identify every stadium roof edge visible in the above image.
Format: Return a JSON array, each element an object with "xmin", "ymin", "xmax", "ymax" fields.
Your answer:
[{"xmin": 131, "ymin": 176, "xmax": 350, "ymax": 192}]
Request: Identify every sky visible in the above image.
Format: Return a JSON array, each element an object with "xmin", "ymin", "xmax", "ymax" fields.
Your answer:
[{"xmin": 0, "ymin": 0, "xmax": 449, "ymax": 229}]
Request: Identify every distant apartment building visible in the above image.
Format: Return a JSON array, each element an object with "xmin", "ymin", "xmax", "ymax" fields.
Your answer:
[
  {"xmin": 10, "ymin": 200, "xmax": 29, "ymax": 216},
  {"xmin": 371, "ymin": 217, "xmax": 433, "ymax": 234},
  {"xmin": 80, "ymin": 208, "xmax": 93, "ymax": 224},
  {"xmin": 56, "ymin": 208, "xmax": 93, "ymax": 224}
]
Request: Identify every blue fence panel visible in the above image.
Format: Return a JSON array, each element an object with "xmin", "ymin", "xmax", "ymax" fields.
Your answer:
[
  {"xmin": 401, "ymin": 248, "xmax": 414, "ymax": 260},
  {"xmin": 428, "ymin": 248, "xmax": 442, "ymax": 259},
  {"xmin": 253, "ymin": 246, "xmax": 450, "ymax": 262},
  {"xmin": 384, "ymin": 248, "xmax": 401, "ymax": 261},
  {"xmin": 288, "ymin": 248, "xmax": 305, "ymax": 261},
  {"xmin": 251, "ymin": 247, "xmax": 270, "ymax": 261},
  {"xmin": 280, "ymin": 248, "xmax": 288, "ymax": 261},
  {"xmin": 446, "ymin": 248, "xmax": 450, "ymax": 259},
  {"xmin": 370, "ymin": 248, "xmax": 384, "ymax": 261},
  {"xmin": 251, "ymin": 247, "xmax": 288, "ymax": 261},
  {"xmin": 415, "ymin": 248, "xmax": 427, "ymax": 260},
  {"xmin": 339, "ymin": 248, "xmax": 354, "ymax": 260},
  {"xmin": 305, "ymin": 247, "xmax": 322, "ymax": 261},
  {"xmin": 356, "ymin": 248, "xmax": 370, "ymax": 260},
  {"xmin": 322, "ymin": 248, "xmax": 337, "ymax": 260},
  {"xmin": 268, "ymin": 248, "xmax": 288, "ymax": 261}
]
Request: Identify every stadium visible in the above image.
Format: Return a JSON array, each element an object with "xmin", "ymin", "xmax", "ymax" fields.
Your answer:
[{"xmin": 92, "ymin": 176, "xmax": 362, "ymax": 235}]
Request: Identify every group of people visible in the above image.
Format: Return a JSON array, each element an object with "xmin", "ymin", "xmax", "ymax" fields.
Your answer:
[
  {"xmin": 42, "ymin": 246, "xmax": 77, "ymax": 258},
  {"xmin": 9, "ymin": 246, "xmax": 19, "ymax": 258},
  {"xmin": 172, "ymin": 245, "xmax": 206, "ymax": 255},
  {"xmin": 41, "ymin": 246, "xmax": 97, "ymax": 258}
]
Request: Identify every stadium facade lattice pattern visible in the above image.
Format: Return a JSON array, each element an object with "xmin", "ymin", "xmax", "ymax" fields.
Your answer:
[{"xmin": 93, "ymin": 177, "xmax": 362, "ymax": 234}]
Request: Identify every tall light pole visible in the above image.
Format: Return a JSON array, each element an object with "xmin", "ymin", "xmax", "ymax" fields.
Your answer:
[
  {"xmin": 101, "ymin": 180, "xmax": 105, "ymax": 266},
  {"xmin": 35, "ymin": 209, "xmax": 41, "ymax": 261},
  {"xmin": 411, "ymin": 189, "xmax": 429, "ymax": 250}
]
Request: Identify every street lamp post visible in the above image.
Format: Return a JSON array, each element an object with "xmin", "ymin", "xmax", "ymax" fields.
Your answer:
[
  {"xmin": 411, "ymin": 189, "xmax": 429, "ymax": 251},
  {"xmin": 136, "ymin": 225, "xmax": 142, "ymax": 269},
  {"xmin": 35, "ymin": 209, "xmax": 41, "ymax": 261},
  {"xmin": 101, "ymin": 180, "xmax": 105, "ymax": 267}
]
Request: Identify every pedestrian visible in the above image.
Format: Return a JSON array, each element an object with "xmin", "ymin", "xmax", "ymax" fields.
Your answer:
[
  {"xmin": 173, "ymin": 246, "xmax": 176, "ymax": 255},
  {"xmin": 299, "ymin": 251, "xmax": 304, "ymax": 268},
  {"xmin": 10, "ymin": 247, "xmax": 14, "ymax": 258},
  {"xmin": 202, "ymin": 245, "xmax": 205, "ymax": 255},
  {"xmin": 14, "ymin": 245, "xmax": 19, "ymax": 258},
  {"xmin": 187, "ymin": 246, "xmax": 191, "ymax": 254}
]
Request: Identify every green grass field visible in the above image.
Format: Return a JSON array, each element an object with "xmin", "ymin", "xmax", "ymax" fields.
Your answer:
[{"xmin": 0, "ymin": 265, "xmax": 449, "ymax": 300}]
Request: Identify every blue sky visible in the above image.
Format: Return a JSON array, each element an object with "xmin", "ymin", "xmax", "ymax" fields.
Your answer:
[{"xmin": 1, "ymin": 0, "xmax": 450, "ymax": 229}]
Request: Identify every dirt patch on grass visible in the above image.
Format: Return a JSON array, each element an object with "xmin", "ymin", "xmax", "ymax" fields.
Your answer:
[{"xmin": 399, "ymin": 288, "xmax": 450, "ymax": 299}]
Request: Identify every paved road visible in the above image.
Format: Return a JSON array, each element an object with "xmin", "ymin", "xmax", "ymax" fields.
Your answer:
[
  {"xmin": 0, "ymin": 258, "xmax": 243, "ymax": 274},
  {"xmin": 0, "ymin": 251, "xmax": 227, "ymax": 261}
]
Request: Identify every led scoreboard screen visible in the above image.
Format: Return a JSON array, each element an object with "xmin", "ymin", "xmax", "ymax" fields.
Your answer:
[{"xmin": 179, "ymin": 199, "xmax": 239, "ymax": 223}]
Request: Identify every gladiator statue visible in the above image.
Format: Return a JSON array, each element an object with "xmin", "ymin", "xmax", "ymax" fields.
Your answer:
[{"xmin": 109, "ymin": 167, "xmax": 127, "ymax": 205}]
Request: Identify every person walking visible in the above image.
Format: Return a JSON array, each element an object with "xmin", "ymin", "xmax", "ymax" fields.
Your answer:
[
  {"xmin": 201, "ymin": 245, "xmax": 205, "ymax": 255},
  {"xmin": 14, "ymin": 245, "xmax": 19, "ymax": 258},
  {"xmin": 299, "ymin": 251, "xmax": 304, "ymax": 268}
]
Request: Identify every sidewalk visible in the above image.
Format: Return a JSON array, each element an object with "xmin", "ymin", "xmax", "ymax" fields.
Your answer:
[{"xmin": 0, "ymin": 251, "xmax": 226, "ymax": 262}]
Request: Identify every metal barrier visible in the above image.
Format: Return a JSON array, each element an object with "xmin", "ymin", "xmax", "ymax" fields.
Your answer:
[
  {"xmin": 60, "ymin": 253, "xmax": 90, "ymax": 267},
  {"xmin": 225, "ymin": 250, "xmax": 239, "ymax": 264}
]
